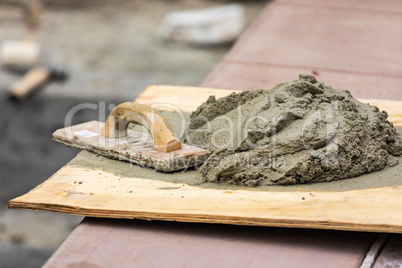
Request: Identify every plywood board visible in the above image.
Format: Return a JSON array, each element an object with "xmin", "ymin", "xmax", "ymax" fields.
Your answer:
[
  {"xmin": 9, "ymin": 85, "xmax": 402, "ymax": 233},
  {"xmin": 7, "ymin": 164, "xmax": 402, "ymax": 233}
]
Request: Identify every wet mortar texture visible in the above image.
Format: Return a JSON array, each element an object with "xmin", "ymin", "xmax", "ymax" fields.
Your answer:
[{"xmin": 185, "ymin": 74, "xmax": 402, "ymax": 186}]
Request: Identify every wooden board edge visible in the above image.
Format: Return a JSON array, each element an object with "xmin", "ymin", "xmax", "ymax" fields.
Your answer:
[
  {"xmin": 8, "ymin": 164, "xmax": 402, "ymax": 234},
  {"xmin": 8, "ymin": 200, "xmax": 402, "ymax": 234}
]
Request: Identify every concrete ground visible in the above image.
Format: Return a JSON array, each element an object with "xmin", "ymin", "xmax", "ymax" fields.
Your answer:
[{"xmin": 0, "ymin": 0, "xmax": 266, "ymax": 267}]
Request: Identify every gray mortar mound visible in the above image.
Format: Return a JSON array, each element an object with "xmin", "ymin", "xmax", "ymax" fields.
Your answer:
[{"xmin": 185, "ymin": 74, "xmax": 402, "ymax": 186}]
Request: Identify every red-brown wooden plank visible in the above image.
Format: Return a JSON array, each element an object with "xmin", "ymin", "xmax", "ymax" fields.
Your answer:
[
  {"xmin": 225, "ymin": 2, "xmax": 402, "ymax": 77},
  {"xmin": 44, "ymin": 218, "xmax": 376, "ymax": 268},
  {"xmin": 201, "ymin": 61, "xmax": 402, "ymax": 100},
  {"xmin": 278, "ymin": 0, "xmax": 402, "ymax": 14}
]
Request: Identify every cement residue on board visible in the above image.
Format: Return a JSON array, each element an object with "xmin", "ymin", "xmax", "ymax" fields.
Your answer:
[{"xmin": 184, "ymin": 74, "xmax": 402, "ymax": 186}]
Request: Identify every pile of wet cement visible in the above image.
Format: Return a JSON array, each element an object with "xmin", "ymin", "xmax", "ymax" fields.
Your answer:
[{"xmin": 185, "ymin": 74, "xmax": 402, "ymax": 186}]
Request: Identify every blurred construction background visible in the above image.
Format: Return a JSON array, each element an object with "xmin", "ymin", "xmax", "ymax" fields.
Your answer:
[{"xmin": 0, "ymin": 0, "xmax": 266, "ymax": 267}]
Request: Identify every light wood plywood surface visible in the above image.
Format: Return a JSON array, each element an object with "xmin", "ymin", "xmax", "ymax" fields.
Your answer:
[{"xmin": 9, "ymin": 85, "xmax": 402, "ymax": 233}]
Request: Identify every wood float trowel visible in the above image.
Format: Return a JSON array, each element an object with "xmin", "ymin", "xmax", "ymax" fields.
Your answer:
[{"xmin": 52, "ymin": 102, "xmax": 211, "ymax": 172}]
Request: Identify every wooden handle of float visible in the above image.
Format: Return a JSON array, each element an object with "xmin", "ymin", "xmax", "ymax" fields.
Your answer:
[
  {"xmin": 10, "ymin": 67, "xmax": 50, "ymax": 100},
  {"xmin": 100, "ymin": 102, "xmax": 182, "ymax": 152}
]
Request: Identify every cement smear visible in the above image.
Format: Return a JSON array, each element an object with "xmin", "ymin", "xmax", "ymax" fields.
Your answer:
[
  {"xmin": 185, "ymin": 74, "xmax": 402, "ymax": 186},
  {"xmin": 69, "ymin": 146, "xmax": 402, "ymax": 192}
]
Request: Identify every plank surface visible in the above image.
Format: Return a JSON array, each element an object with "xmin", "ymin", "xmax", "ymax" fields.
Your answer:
[
  {"xmin": 225, "ymin": 3, "xmax": 402, "ymax": 76},
  {"xmin": 44, "ymin": 217, "xmax": 375, "ymax": 268},
  {"xmin": 201, "ymin": 61, "xmax": 402, "ymax": 100},
  {"xmin": 278, "ymin": 0, "xmax": 402, "ymax": 14},
  {"xmin": 209, "ymin": 0, "xmax": 402, "ymax": 101}
]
